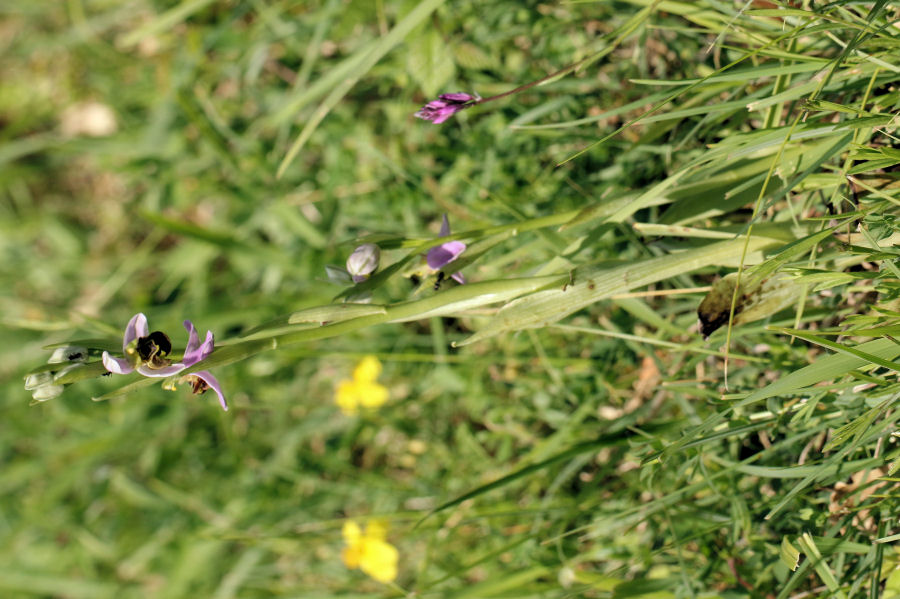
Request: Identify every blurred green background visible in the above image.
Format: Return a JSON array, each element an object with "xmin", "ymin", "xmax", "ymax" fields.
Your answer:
[{"xmin": 3, "ymin": 1, "xmax": 900, "ymax": 597}]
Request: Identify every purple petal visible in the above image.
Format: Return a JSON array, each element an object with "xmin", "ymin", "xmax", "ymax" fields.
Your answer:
[
  {"xmin": 123, "ymin": 313, "xmax": 149, "ymax": 351},
  {"xmin": 182, "ymin": 321, "xmax": 214, "ymax": 366},
  {"xmin": 414, "ymin": 106, "xmax": 444, "ymax": 122},
  {"xmin": 183, "ymin": 320, "xmax": 200, "ymax": 354},
  {"xmin": 439, "ymin": 93, "xmax": 474, "ymax": 102},
  {"xmin": 439, "ymin": 214, "xmax": 451, "ymax": 237},
  {"xmin": 451, "ymin": 272, "xmax": 466, "ymax": 285},
  {"xmin": 427, "ymin": 241, "xmax": 467, "ymax": 270},
  {"xmin": 136, "ymin": 362, "xmax": 187, "ymax": 377},
  {"xmin": 414, "ymin": 93, "xmax": 475, "ymax": 123},
  {"xmin": 102, "ymin": 351, "xmax": 134, "ymax": 375},
  {"xmin": 429, "ymin": 110, "xmax": 454, "ymax": 124},
  {"xmin": 194, "ymin": 370, "xmax": 228, "ymax": 411}
]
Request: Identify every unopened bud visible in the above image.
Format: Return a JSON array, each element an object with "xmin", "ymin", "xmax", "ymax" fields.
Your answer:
[
  {"xmin": 346, "ymin": 243, "xmax": 381, "ymax": 283},
  {"xmin": 48, "ymin": 345, "xmax": 89, "ymax": 364},
  {"xmin": 32, "ymin": 384, "xmax": 64, "ymax": 402},
  {"xmin": 24, "ymin": 371, "xmax": 54, "ymax": 390}
]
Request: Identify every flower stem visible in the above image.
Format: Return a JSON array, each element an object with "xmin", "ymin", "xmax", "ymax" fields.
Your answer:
[{"xmin": 477, "ymin": 55, "xmax": 594, "ymax": 105}]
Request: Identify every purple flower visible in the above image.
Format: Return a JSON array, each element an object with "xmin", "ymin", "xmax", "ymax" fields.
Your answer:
[
  {"xmin": 414, "ymin": 93, "xmax": 476, "ymax": 124},
  {"xmin": 426, "ymin": 214, "xmax": 466, "ymax": 284},
  {"xmin": 102, "ymin": 313, "xmax": 228, "ymax": 411}
]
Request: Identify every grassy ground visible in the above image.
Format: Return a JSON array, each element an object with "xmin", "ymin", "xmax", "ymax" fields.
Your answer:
[{"xmin": 2, "ymin": 1, "xmax": 900, "ymax": 597}]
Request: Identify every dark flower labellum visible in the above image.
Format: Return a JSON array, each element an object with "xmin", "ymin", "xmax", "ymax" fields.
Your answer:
[
  {"xmin": 136, "ymin": 331, "xmax": 173, "ymax": 369},
  {"xmin": 189, "ymin": 375, "xmax": 209, "ymax": 395}
]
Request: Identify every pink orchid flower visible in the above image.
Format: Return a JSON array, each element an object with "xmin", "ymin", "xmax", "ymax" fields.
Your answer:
[
  {"xmin": 102, "ymin": 313, "xmax": 228, "ymax": 411},
  {"xmin": 426, "ymin": 215, "xmax": 466, "ymax": 284}
]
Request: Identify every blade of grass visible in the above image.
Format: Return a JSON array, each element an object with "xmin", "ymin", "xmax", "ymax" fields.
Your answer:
[{"xmin": 276, "ymin": 0, "xmax": 445, "ymax": 178}]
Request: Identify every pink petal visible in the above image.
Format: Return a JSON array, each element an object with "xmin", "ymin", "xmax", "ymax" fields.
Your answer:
[
  {"xmin": 183, "ymin": 320, "xmax": 200, "ymax": 354},
  {"xmin": 439, "ymin": 214, "xmax": 451, "ymax": 237},
  {"xmin": 123, "ymin": 313, "xmax": 149, "ymax": 351},
  {"xmin": 430, "ymin": 111, "xmax": 455, "ymax": 124},
  {"xmin": 102, "ymin": 351, "xmax": 134, "ymax": 375},
  {"xmin": 194, "ymin": 370, "xmax": 228, "ymax": 411},
  {"xmin": 136, "ymin": 362, "xmax": 187, "ymax": 377},
  {"xmin": 182, "ymin": 321, "xmax": 214, "ymax": 366},
  {"xmin": 427, "ymin": 240, "xmax": 467, "ymax": 269},
  {"xmin": 439, "ymin": 93, "xmax": 473, "ymax": 102}
]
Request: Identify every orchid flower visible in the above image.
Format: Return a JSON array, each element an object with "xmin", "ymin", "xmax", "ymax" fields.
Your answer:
[
  {"xmin": 414, "ymin": 93, "xmax": 476, "ymax": 124},
  {"xmin": 426, "ymin": 214, "xmax": 466, "ymax": 284},
  {"xmin": 102, "ymin": 313, "xmax": 228, "ymax": 411}
]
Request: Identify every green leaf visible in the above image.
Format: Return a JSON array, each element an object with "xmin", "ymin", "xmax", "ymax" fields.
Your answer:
[
  {"xmin": 407, "ymin": 29, "xmax": 456, "ymax": 96},
  {"xmin": 452, "ymin": 42, "xmax": 496, "ymax": 70},
  {"xmin": 460, "ymin": 235, "xmax": 780, "ymax": 346},
  {"xmin": 747, "ymin": 8, "xmax": 821, "ymax": 18},
  {"xmin": 781, "ymin": 537, "xmax": 801, "ymax": 571},
  {"xmin": 742, "ymin": 338, "xmax": 900, "ymax": 404},
  {"xmin": 276, "ymin": 0, "xmax": 446, "ymax": 178},
  {"xmin": 119, "ymin": 0, "xmax": 216, "ymax": 48},
  {"xmin": 796, "ymin": 533, "xmax": 847, "ymax": 599}
]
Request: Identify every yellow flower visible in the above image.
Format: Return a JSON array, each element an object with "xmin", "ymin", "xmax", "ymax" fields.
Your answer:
[
  {"xmin": 335, "ymin": 356, "xmax": 389, "ymax": 415},
  {"xmin": 341, "ymin": 519, "xmax": 399, "ymax": 583}
]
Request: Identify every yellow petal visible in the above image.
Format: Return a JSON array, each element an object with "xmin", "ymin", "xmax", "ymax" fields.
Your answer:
[
  {"xmin": 335, "ymin": 380, "xmax": 360, "ymax": 415},
  {"xmin": 353, "ymin": 355, "xmax": 382, "ymax": 383},
  {"xmin": 365, "ymin": 519, "xmax": 388, "ymax": 541},
  {"xmin": 342, "ymin": 520, "xmax": 362, "ymax": 544},
  {"xmin": 359, "ymin": 538, "xmax": 399, "ymax": 583},
  {"xmin": 358, "ymin": 382, "xmax": 388, "ymax": 409},
  {"xmin": 342, "ymin": 544, "xmax": 361, "ymax": 569}
]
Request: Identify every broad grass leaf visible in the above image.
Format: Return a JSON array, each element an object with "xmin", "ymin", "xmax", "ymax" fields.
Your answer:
[
  {"xmin": 460, "ymin": 236, "xmax": 780, "ymax": 346},
  {"xmin": 288, "ymin": 304, "xmax": 387, "ymax": 325}
]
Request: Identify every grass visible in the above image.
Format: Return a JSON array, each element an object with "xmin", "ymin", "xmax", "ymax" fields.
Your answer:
[{"xmin": 2, "ymin": 0, "xmax": 900, "ymax": 597}]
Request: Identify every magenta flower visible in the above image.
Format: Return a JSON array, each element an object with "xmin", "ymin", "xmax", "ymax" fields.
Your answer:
[
  {"xmin": 414, "ymin": 93, "xmax": 476, "ymax": 124},
  {"xmin": 426, "ymin": 214, "xmax": 466, "ymax": 284},
  {"xmin": 102, "ymin": 313, "xmax": 228, "ymax": 411}
]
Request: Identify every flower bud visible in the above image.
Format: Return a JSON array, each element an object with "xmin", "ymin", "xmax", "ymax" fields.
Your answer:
[
  {"xmin": 346, "ymin": 243, "xmax": 381, "ymax": 283},
  {"xmin": 24, "ymin": 371, "xmax": 54, "ymax": 390},
  {"xmin": 48, "ymin": 345, "xmax": 88, "ymax": 364},
  {"xmin": 32, "ymin": 384, "xmax": 64, "ymax": 402}
]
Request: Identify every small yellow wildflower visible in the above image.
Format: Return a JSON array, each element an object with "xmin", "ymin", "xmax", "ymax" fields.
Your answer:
[
  {"xmin": 341, "ymin": 519, "xmax": 399, "ymax": 583},
  {"xmin": 335, "ymin": 356, "xmax": 388, "ymax": 415}
]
